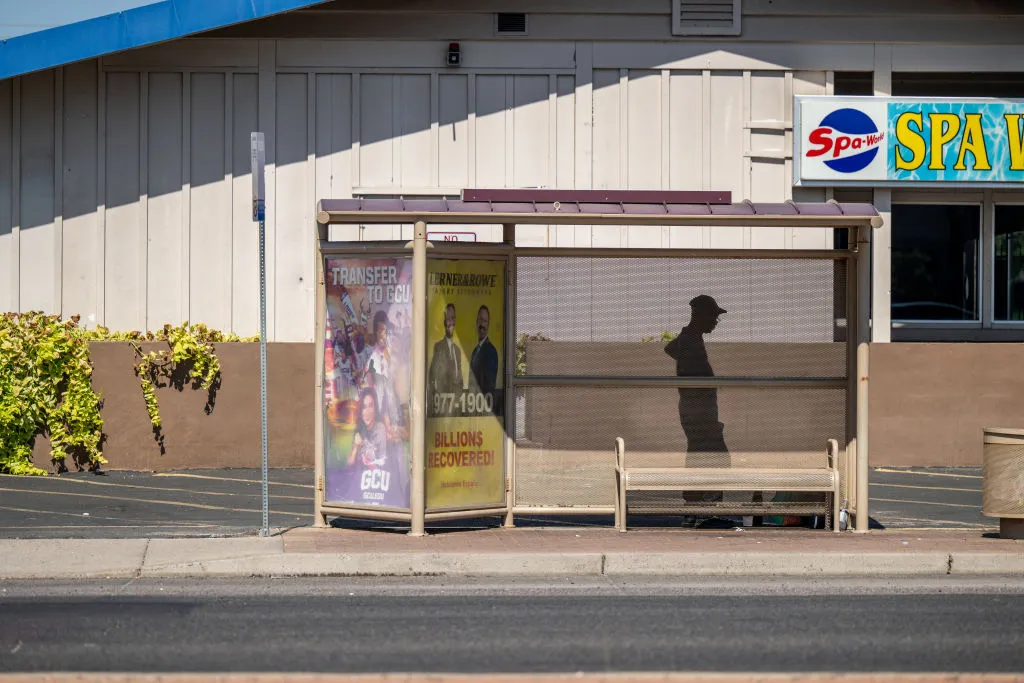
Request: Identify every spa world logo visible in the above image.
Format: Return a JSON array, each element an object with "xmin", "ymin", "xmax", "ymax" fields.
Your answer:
[{"xmin": 805, "ymin": 108, "xmax": 884, "ymax": 174}]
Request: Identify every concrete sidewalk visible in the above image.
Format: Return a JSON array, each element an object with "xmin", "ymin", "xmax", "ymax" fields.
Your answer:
[{"xmin": 1, "ymin": 526, "xmax": 1022, "ymax": 579}]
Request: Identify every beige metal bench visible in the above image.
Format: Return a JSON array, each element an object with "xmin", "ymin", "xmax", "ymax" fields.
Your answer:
[{"xmin": 614, "ymin": 437, "xmax": 841, "ymax": 532}]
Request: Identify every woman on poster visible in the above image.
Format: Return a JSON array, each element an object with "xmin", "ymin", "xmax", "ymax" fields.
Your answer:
[{"xmin": 346, "ymin": 388, "xmax": 409, "ymax": 507}]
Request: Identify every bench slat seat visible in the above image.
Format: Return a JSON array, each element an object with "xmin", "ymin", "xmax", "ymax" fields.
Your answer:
[
  {"xmin": 623, "ymin": 468, "xmax": 836, "ymax": 491},
  {"xmin": 614, "ymin": 437, "xmax": 841, "ymax": 532}
]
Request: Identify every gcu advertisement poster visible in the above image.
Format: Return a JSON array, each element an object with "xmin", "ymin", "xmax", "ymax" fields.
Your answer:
[
  {"xmin": 426, "ymin": 259, "xmax": 506, "ymax": 509},
  {"xmin": 795, "ymin": 96, "xmax": 1024, "ymax": 184},
  {"xmin": 323, "ymin": 257, "xmax": 412, "ymax": 508}
]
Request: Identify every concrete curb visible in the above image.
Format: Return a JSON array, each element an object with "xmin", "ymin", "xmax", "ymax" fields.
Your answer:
[
  {"xmin": 0, "ymin": 539, "xmax": 147, "ymax": 579},
  {"xmin": 602, "ymin": 552, "xmax": 955, "ymax": 575},
  {"xmin": 950, "ymin": 552, "xmax": 1024, "ymax": 574},
  {"xmin": 2, "ymin": 540, "xmax": 1023, "ymax": 579},
  {"xmin": 140, "ymin": 552, "xmax": 606, "ymax": 577}
]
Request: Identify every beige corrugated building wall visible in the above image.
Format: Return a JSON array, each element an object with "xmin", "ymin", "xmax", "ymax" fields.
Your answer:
[{"xmin": 4, "ymin": 0, "xmax": 1024, "ymax": 466}]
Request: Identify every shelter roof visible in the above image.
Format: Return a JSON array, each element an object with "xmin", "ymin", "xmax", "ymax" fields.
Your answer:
[{"xmin": 316, "ymin": 191, "xmax": 881, "ymax": 229}]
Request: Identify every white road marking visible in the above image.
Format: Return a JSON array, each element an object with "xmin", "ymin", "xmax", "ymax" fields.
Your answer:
[{"xmin": 153, "ymin": 472, "xmax": 313, "ymax": 488}]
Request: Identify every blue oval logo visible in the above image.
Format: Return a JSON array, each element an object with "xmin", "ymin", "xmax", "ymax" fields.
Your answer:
[{"xmin": 806, "ymin": 108, "xmax": 884, "ymax": 174}]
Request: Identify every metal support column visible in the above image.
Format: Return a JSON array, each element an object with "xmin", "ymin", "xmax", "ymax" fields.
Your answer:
[
  {"xmin": 855, "ymin": 224, "xmax": 871, "ymax": 533},
  {"xmin": 502, "ymin": 223, "xmax": 516, "ymax": 528},
  {"xmin": 409, "ymin": 220, "xmax": 428, "ymax": 537},
  {"xmin": 845, "ymin": 228, "xmax": 858, "ymax": 530},
  {"xmin": 313, "ymin": 223, "xmax": 328, "ymax": 528}
]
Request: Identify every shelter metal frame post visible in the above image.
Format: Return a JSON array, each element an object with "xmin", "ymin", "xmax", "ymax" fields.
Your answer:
[
  {"xmin": 410, "ymin": 220, "xmax": 428, "ymax": 536},
  {"xmin": 503, "ymin": 223, "xmax": 516, "ymax": 528},
  {"xmin": 845, "ymin": 226, "xmax": 858, "ymax": 530},
  {"xmin": 314, "ymin": 222, "xmax": 328, "ymax": 527},
  {"xmin": 855, "ymin": 223, "xmax": 872, "ymax": 533}
]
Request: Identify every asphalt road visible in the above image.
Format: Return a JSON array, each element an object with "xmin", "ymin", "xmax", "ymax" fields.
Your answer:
[
  {"xmin": 1, "ymin": 577, "xmax": 1023, "ymax": 674},
  {"xmin": 0, "ymin": 466, "xmax": 995, "ymax": 538}
]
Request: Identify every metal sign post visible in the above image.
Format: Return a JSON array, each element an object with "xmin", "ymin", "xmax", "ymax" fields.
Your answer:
[{"xmin": 251, "ymin": 132, "xmax": 269, "ymax": 537}]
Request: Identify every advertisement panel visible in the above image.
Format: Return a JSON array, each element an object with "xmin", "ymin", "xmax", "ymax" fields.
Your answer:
[
  {"xmin": 322, "ymin": 257, "xmax": 413, "ymax": 509},
  {"xmin": 425, "ymin": 259, "xmax": 506, "ymax": 509},
  {"xmin": 795, "ymin": 96, "xmax": 1024, "ymax": 185}
]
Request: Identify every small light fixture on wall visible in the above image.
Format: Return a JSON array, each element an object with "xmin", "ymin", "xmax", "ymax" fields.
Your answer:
[{"xmin": 446, "ymin": 42, "xmax": 461, "ymax": 67}]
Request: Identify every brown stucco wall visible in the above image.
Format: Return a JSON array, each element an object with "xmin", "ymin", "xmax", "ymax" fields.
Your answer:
[
  {"xmin": 26, "ymin": 340, "xmax": 1021, "ymax": 472},
  {"xmin": 869, "ymin": 343, "xmax": 1024, "ymax": 467},
  {"xmin": 31, "ymin": 342, "xmax": 315, "ymax": 472}
]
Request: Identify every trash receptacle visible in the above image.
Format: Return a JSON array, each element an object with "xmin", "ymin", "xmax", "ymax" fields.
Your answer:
[{"xmin": 982, "ymin": 428, "xmax": 1024, "ymax": 540}]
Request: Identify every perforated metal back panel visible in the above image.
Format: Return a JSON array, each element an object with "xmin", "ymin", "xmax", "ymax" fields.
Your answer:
[
  {"xmin": 983, "ymin": 443, "xmax": 1024, "ymax": 517},
  {"xmin": 516, "ymin": 257, "xmax": 848, "ymax": 373},
  {"xmin": 513, "ymin": 255, "xmax": 850, "ymax": 509}
]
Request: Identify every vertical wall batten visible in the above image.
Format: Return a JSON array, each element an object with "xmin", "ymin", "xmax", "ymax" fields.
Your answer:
[
  {"xmin": 257, "ymin": 40, "xmax": 276, "ymax": 340},
  {"xmin": 224, "ymin": 72, "xmax": 234, "ymax": 329},
  {"xmin": 10, "ymin": 78, "xmax": 20, "ymax": 312},
  {"xmin": 430, "ymin": 72, "xmax": 439, "ymax": 188},
  {"xmin": 701, "ymin": 69, "xmax": 711, "ymax": 247},
  {"xmin": 53, "ymin": 68, "xmax": 63, "ymax": 315},
  {"xmin": 307, "ymin": 70, "xmax": 317, "ymax": 340},
  {"xmin": 505, "ymin": 76, "xmax": 514, "ymax": 188},
  {"xmin": 741, "ymin": 70, "xmax": 751, "ymax": 211},
  {"xmin": 138, "ymin": 73, "xmax": 149, "ymax": 329},
  {"xmin": 467, "ymin": 72, "xmax": 476, "ymax": 189},
  {"xmin": 783, "ymin": 70, "xmax": 794, "ymax": 205},
  {"xmin": 548, "ymin": 74, "xmax": 558, "ymax": 246},
  {"xmin": 660, "ymin": 69, "xmax": 671, "ymax": 247},
  {"xmin": 574, "ymin": 41, "xmax": 593, "ymax": 206},
  {"xmin": 0, "ymin": 81, "xmax": 13, "ymax": 313},
  {"xmin": 618, "ymin": 69, "xmax": 628, "ymax": 248},
  {"xmin": 181, "ymin": 71, "xmax": 191, "ymax": 323},
  {"xmin": 617, "ymin": 68, "xmax": 628, "ymax": 190},
  {"xmin": 351, "ymin": 72, "xmax": 361, "ymax": 194},
  {"xmin": 95, "ymin": 61, "xmax": 106, "ymax": 326},
  {"xmin": 391, "ymin": 76, "xmax": 401, "ymax": 188}
]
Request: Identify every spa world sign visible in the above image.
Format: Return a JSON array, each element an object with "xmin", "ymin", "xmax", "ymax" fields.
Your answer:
[{"xmin": 794, "ymin": 96, "xmax": 1024, "ymax": 185}]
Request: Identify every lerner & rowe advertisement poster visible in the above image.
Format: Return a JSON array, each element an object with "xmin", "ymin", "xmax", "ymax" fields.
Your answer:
[
  {"xmin": 323, "ymin": 257, "xmax": 413, "ymax": 508},
  {"xmin": 426, "ymin": 259, "xmax": 506, "ymax": 509},
  {"xmin": 795, "ymin": 96, "xmax": 1024, "ymax": 185}
]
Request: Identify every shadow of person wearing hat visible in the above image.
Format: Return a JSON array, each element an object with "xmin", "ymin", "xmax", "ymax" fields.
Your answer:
[{"xmin": 665, "ymin": 295, "xmax": 730, "ymax": 506}]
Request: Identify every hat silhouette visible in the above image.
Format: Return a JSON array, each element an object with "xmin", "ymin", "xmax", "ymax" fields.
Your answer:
[{"xmin": 689, "ymin": 294, "xmax": 726, "ymax": 315}]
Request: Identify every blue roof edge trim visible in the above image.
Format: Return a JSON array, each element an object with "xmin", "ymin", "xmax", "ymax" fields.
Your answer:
[{"xmin": 0, "ymin": 0, "xmax": 330, "ymax": 80}]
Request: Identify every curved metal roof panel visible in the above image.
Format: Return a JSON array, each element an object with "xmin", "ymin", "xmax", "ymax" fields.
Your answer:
[
  {"xmin": 316, "ymin": 197, "xmax": 881, "ymax": 229},
  {"xmin": 0, "ymin": 0, "xmax": 329, "ymax": 80}
]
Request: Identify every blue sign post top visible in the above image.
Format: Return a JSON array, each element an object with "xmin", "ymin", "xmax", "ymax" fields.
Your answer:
[
  {"xmin": 795, "ymin": 96, "xmax": 1024, "ymax": 186},
  {"xmin": 0, "ymin": 0, "xmax": 330, "ymax": 81}
]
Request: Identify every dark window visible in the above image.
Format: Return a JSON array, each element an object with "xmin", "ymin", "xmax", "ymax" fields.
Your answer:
[
  {"xmin": 892, "ymin": 72, "xmax": 1024, "ymax": 98},
  {"xmin": 833, "ymin": 72, "xmax": 874, "ymax": 96},
  {"xmin": 891, "ymin": 204, "xmax": 980, "ymax": 321},
  {"xmin": 995, "ymin": 205, "xmax": 1024, "ymax": 322}
]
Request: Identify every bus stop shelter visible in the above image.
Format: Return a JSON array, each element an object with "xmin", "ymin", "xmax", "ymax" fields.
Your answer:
[{"xmin": 312, "ymin": 190, "xmax": 881, "ymax": 536}]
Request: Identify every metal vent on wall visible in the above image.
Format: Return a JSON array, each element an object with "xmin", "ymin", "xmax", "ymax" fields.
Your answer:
[
  {"xmin": 673, "ymin": 0, "xmax": 741, "ymax": 36},
  {"xmin": 496, "ymin": 13, "xmax": 528, "ymax": 34}
]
